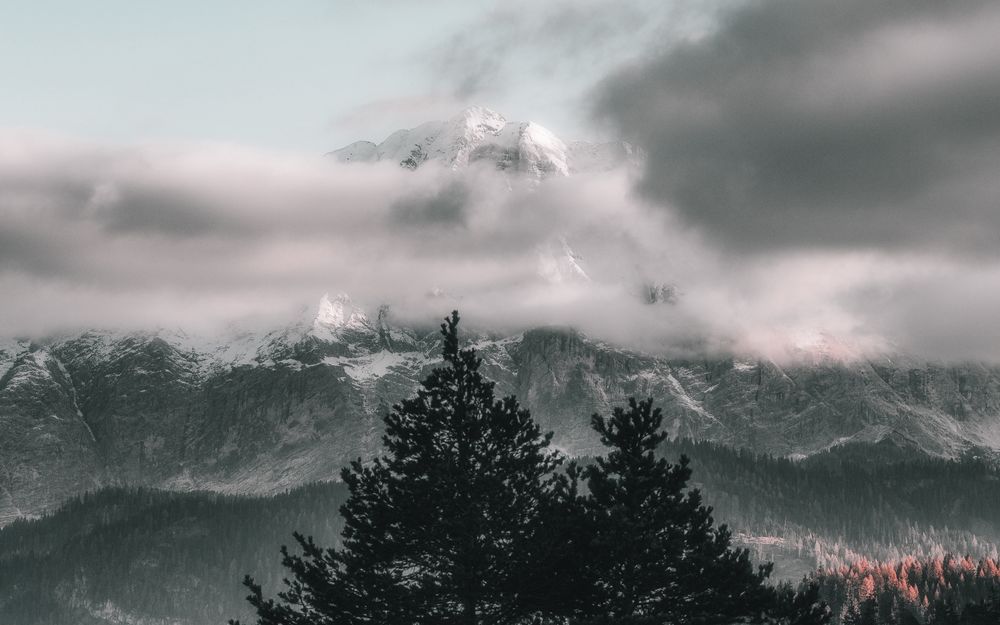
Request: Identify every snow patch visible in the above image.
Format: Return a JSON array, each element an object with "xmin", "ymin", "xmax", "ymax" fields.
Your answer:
[
  {"xmin": 324, "ymin": 351, "xmax": 429, "ymax": 382},
  {"xmin": 538, "ymin": 236, "xmax": 590, "ymax": 283},
  {"xmin": 664, "ymin": 371, "xmax": 724, "ymax": 427}
]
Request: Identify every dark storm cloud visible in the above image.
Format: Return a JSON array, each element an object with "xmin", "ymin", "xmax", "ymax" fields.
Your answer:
[{"xmin": 595, "ymin": 0, "xmax": 1000, "ymax": 252}]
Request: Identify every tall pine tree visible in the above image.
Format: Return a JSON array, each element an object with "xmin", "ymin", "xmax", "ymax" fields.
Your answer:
[
  {"xmin": 580, "ymin": 397, "xmax": 776, "ymax": 625},
  {"xmin": 234, "ymin": 311, "xmax": 561, "ymax": 625}
]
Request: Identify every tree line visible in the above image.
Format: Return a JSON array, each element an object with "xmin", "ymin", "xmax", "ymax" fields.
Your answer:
[
  {"xmin": 655, "ymin": 438, "xmax": 1000, "ymax": 575},
  {"xmin": 0, "ymin": 484, "xmax": 348, "ymax": 625},
  {"xmin": 813, "ymin": 556, "xmax": 1000, "ymax": 624},
  {"xmin": 233, "ymin": 312, "xmax": 830, "ymax": 625}
]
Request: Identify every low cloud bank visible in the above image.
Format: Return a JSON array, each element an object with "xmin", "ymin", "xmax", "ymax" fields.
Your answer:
[{"xmin": 2, "ymin": 130, "xmax": 1000, "ymax": 362}]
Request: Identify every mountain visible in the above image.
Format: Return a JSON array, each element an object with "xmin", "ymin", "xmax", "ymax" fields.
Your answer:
[
  {"xmin": 329, "ymin": 106, "xmax": 658, "ymax": 299},
  {"xmin": 3, "ymin": 295, "xmax": 1000, "ymax": 525},
  {"xmin": 328, "ymin": 106, "xmax": 641, "ymax": 176},
  {"xmin": 3, "ymin": 107, "xmax": 1000, "ymax": 528}
]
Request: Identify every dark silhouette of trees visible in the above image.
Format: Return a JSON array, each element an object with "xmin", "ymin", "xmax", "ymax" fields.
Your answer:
[
  {"xmin": 235, "ymin": 311, "xmax": 561, "ymax": 625},
  {"xmin": 577, "ymin": 397, "xmax": 776, "ymax": 624},
  {"xmin": 233, "ymin": 312, "xmax": 830, "ymax": 625},
  {"xmin": 771, "ymin": 581, "xmax": 833, "ymax": 625}
]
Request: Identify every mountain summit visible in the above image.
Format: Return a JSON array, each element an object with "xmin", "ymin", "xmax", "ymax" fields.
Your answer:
[
  {"xmin": 328, "ymin": 106, "xmax": 640, "ymax": 176},
  {"xmin": 314, "ymin": 293, "xmax": 369, "ymax": 334}
]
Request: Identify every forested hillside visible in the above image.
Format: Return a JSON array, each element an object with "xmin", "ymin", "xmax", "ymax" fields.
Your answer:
[
  {"xmin": 2, "ymin": 443, "xmax": 999, "ymax": 624},
  {"xmin": 814, "ymin": 556, "xmax": 1000, "ymax": 623},
  {"xmin": 0, "ymin": 484, "xmax": 348, "ymax": 625},
  {"xmin": 661, "ymin": 440, "xmax": 1000, "ymax": 579}
]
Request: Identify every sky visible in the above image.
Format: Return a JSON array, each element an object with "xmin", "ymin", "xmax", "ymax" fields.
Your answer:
[
  {"xmin": 0, "ymin": 0, "xmax": 714, "ymax": 150},
  {"xmin": 3, "ymin": 0, "xmax": 1000, "ymax": 362}
]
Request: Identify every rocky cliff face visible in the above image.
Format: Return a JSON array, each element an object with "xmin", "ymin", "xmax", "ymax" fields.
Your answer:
[
  {"xmin": 3, "ymin": 302, "xmax": 1000, "ymax": 524},
  {"xmin": 0, "ymin": 348, "xmax": 102, "ymax": 523}
]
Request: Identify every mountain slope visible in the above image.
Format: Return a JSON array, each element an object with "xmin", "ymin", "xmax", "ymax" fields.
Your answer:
[{"xmin": 3, "ymin": 299, "xmax": 1000, "ymax": 523}]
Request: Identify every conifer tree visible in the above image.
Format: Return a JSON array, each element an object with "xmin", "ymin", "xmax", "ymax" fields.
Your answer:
[
  {"xmin": 772, "ymin": 581, "xmax": 833, "ymax": 625},
  {"xmin": 580, "ymin": 397, "xmax": 776, "ymax": 625},
  {"xmin": 520, "ymin": 460, "xmax": 598, "ymax": 621},
  {"xmin": 929, "ymin": 598, "xmax": 960, "ymax": 625},
  {"xmin": 842, "ymin": 596, "xmax": 877, "ymax": 625},
  {"xmin": 234, "ymin": 311, "xmax": 561, "ymax": 625}
]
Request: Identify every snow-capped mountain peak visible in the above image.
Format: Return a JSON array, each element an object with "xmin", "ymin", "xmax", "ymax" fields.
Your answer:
[
  {"xmin": 314, "ymin": 293, "xmax": 370, "ymax": 333},
  {"xmin": 493, "ymin": 121, "xmax": 569, "ymax": 177},
  {"xmin": 450, "ymin": 106, "xmax": 506, "ymax": 147},
  {"xmin": 328, "ymin": 106, "xmax": 637, "ymax": 177}
]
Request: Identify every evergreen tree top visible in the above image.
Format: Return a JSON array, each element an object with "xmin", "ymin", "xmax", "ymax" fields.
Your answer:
[{"xmin": 441, "ymin": 309, "xmax": 461, "ymax": 363}]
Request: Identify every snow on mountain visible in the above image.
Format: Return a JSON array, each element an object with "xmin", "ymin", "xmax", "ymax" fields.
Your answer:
[
  {"xmin": 537, "ymin": 236, "xmax": 591, "ymax": 283},
  {"xmin": 332, "ymin": 140, "xmax": 378, "ymax": 163},
  {"xmin": 0, "ymin": 338, "xmax": 29, "ymax": 379},
  {"xmin": 328, "ymin": 106, "xmax": 637, "ymax": 177},
  {"xmin": 314, "ymin": 293, "xmax": 371, "ymax": 336},
  {"xmin": 331, "ymin": 106, "xmax": 506, "ymax": 170},
  {"xmin": 487, "ymin": 120, "xmax": 569, "ymax": 177},
  {"xmin": 324, "ymin": 350, "xmax": 430, "ymax": 384},
  {"xmin": 7, "ymin": 297, "xmax": 1000, "ymax": 524},
  {"xmin": 329, "ymin": 107, "xmax": 655, "ymax": 306}
]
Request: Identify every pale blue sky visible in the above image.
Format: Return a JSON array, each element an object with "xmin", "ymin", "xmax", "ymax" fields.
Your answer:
[
  {"xmin": 0, "ymin": 0, "xmax": 673, "ymax": 152},
  {"xmin": 0, "ymin": 1, "xmax": 468, "ymax": 150}
]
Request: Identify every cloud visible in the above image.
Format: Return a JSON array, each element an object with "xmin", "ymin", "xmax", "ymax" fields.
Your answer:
[
  {"xmin": 594, "ymin": 0, "xmax": 1000, "ymax": 253},
  {"xmin": 0, "ymin": 131, "xmax": 690, "ymax": 343},
  {"xmin": 843, "ymin": 260, "xmax": 1000, "ymax": 362},
  {"xmin": 5, "ymin": 129, "xmax": 1000, "ymax": 362},
  {"xmin": 328, "ymin": 95, "xmax": 468, "ymax": 145},
  {"xmin": 429, "ymin": 0, "xmax": 727, "ymax": 100},
  {"xmin": 391, "ymin": 181, "xmax": 469, "ymax": 226},
  {"xmin": 433, "ymin": 1, "xmax": 643, "ymax": 98}
]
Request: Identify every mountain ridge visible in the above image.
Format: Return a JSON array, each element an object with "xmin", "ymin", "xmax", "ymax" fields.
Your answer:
[{"xmin": 3, "ymin": 296, "xmax": 1000, "ymax": 525}]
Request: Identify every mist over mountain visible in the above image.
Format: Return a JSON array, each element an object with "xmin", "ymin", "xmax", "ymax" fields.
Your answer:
[
  {"xmin": 4, "ymin": 288, "xmax": 1000, "ymax": 529},
  {"xmin": 5, "ymin": 106, "xmax": 1000, "ymax": 363},
  {"xmin": 3, "ymin": 107, "xmax": 1000, "ymax": 530},
  {"xmin": 6, "ymin": 1, "xmax": 1000, "ymax": 623}
]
